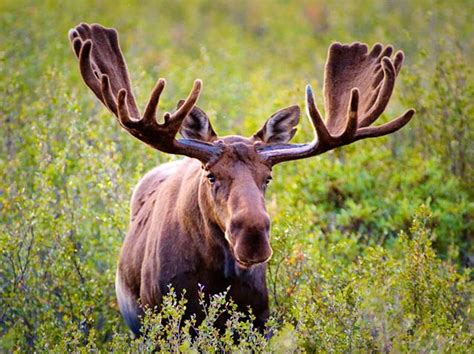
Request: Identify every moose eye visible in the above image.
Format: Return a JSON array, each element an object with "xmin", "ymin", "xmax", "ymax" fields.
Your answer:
[
  {"xmin": 207, "ymin": 173, "xmax": 216, "ymax": 184},
  {"xmin": 265, "ymin": 176, "xmax": 272, "ymax": 186}
]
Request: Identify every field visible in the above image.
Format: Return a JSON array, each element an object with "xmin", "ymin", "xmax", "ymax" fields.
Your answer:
[{"xmin": 1, "ymin": 0, "xmax": 473, "ymax": 352}]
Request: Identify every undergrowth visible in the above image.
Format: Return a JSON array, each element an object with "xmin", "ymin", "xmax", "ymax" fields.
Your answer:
[{"xmin": 1, "ymin": 0, "xmax": 472, "ymax": 351}]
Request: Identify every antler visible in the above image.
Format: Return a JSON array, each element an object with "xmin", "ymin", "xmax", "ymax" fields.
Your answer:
[
  {"xmin": 258, "ymin": 42, "xmax": 415, "ymax": 165},
  {"xmin": 68, "ymin": 23, "xmax": 220, "ymax": 161}
]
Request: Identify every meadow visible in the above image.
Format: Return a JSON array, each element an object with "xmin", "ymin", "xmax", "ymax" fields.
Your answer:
[{"xmin": 1, "ymin": 0, "xmax": 473, "ymax": 351}]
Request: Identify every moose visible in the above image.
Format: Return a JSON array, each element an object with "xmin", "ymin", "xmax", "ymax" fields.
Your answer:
[{"xmin": 69, "ymin": 23, "xmax": 414, "ymax": 336}]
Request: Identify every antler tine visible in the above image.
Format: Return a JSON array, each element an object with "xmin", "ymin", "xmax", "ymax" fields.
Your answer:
[
  {"xmin": 305, "ymin": 85, "xmax": 331, "ymax": 145},
  {"xmin": 340, "ymin": 88, "xmax": 359, "ymax": 140},
  {"xmin": 356, "ymin": 109, "xmax": 415, "ymax": 139},
  {"xmin": 393, "ymin": 51, "xmax": 404, "ymax": 75},
  {"xmin": 162, "ymin": 79, "xmax": 202, "ymax": 132},
  {"xmin": 69, "ymin": 23, "xmax": 219, "ymax": 162},
  {"xmin": 69, "ymin": 29, "xmax": 82, "ymax": 58},
  {"xmin": 359, "ymin": 57, "xmax": 396, "ymax": 127},
  {"xmin": 77, "ymin": 39, "xmax": 103, "ymax": 103},
  {"xmin": 142, "ymin": 78, "xmax": 166, "ymax": 124},
  {"xmin": 116, "ymin": 89, "xmax": 134, "ymax": 127},
  {"xmin": 100, "ymin": 74, "xmax": 118, "ymax": 115}
]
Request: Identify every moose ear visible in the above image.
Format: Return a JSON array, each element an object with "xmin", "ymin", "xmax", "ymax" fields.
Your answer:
[
  {"xmin": 177, "ymin": 100, "xmax": 218, "ymax": 142},
  {"xmin": 252, "ymin": 105, "xmax": 300, "ymax": 144}
]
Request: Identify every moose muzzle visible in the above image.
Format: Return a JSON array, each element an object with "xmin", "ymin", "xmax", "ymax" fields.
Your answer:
[{"xmin": 226, "ymin": 212, "xmax": 273, "ymax": 268}]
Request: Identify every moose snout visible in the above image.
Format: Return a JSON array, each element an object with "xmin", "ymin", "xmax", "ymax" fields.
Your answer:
[{"xmin": 227, "ymin": 213, "xmax": 273, "ymax": 267}]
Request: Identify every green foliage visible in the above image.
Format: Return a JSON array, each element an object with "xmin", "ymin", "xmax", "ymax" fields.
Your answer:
[
  {"xmin": 1, "ymin": 0, "xmax": 472, "ymax": 351},
  {"xmin": 278, "ymin": 206, "xmax": 472, "ymax": 352}
]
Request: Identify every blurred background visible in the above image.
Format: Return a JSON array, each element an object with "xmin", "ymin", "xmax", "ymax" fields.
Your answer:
[{"xmin": 1, "ymin": 0, "xmax": 472, "ymax": 351}]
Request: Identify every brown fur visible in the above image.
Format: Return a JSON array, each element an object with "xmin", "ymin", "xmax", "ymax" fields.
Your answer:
[
  {"xmin": 69, "ymin": 23, "xmax": 414, "ymax": 335},
  {"xmin": 118, "ymin": 139, "xmax": 273, "ymax": 334}
]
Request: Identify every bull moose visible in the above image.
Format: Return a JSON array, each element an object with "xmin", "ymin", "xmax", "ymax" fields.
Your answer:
[{"xmin": 68, "ymin": 23, "xmax": 414, "ymax": 335}]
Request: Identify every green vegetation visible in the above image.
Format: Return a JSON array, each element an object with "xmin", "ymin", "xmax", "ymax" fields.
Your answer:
[{"xmin": 1, "ymin": 0, "xmax": 472, "ymax": 351}]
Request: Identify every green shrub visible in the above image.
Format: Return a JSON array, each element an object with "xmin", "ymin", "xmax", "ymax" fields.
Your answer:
[{"xmin": 1, "ymin": 0, "xmax": 472, "ymax": 351}]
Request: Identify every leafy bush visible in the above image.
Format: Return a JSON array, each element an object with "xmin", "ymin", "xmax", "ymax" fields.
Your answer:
[
  {"xmin": 6, "ymin": 208, "xmax": 470, "ymax": 352},
  {"xmin": 1, "ymin": 0, "xmax": 472, "ymax": 351}
]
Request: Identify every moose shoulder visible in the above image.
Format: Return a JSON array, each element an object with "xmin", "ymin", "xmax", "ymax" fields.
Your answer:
[{"xmin": 69, "ymin": 23, "xmax": 414, "ymax": 336}]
